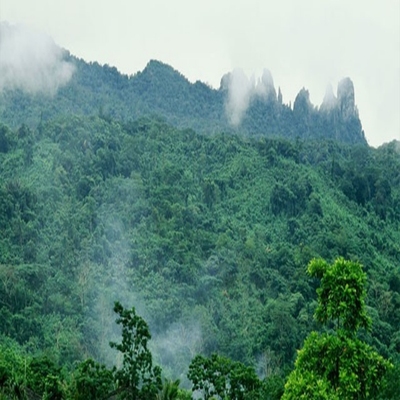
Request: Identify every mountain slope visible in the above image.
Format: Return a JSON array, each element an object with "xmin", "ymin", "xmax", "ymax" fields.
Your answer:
[{"xmin": 0, "ymin": 116, "xmax": 398, "ymax": 377}]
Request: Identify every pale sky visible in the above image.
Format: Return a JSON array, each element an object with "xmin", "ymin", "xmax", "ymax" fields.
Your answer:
[{"xmin": 1, "ymin": 0, "xmax": 399, "ymax": 146}]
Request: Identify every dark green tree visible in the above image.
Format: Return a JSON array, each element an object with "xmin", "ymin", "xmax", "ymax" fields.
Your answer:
[
  {"xmin": 282, "ymin": 258, "xmax": 392, "ymax": 399},
  {"xmin": 72, "ymin": 358, "xmax": 114, "ymax": 400},
  {"xmin": 27, "ymin": 356, "xmax": 64, "ymax": 400},
  {"xmin": 110, "ymin": 301, "xmax": 162, "ymax": 400},
  {"xmin": 188, "ymin": 353, "xmax": 263, "ymax": 399}
]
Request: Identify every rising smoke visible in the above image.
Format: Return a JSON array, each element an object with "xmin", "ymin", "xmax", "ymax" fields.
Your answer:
[
  {"xmin": 223, "ymin": 68, "xmax": 277, "ymax": 126},
  {"xmin": 0, "ymin": 22, "xmax": 75, "ymax": 95}
]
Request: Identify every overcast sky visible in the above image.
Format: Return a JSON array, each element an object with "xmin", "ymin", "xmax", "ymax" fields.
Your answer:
[{"xmin": 1, "ymin": 0, "xmax": 399, "ymax": 146}]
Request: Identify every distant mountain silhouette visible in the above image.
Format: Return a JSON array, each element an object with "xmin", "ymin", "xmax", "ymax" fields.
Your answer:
[{"xmin": 0, "ymin": 53, "xmax": 366, "ymax": 144}]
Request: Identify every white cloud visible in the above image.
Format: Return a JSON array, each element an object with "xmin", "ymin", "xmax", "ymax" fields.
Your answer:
[
  {"xmin": 224, "ymin": 68, "xmax": 277, "ymax": 126},
  {"xmin": 223, "ymin": 69, "xmax": 253, "ymax": 126},
  {"xmin": 0, "ymin": 22, "xmax": 75, "ymax": 95}
]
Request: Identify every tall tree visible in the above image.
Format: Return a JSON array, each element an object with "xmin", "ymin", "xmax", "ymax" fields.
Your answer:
[
  {"xmin": 282, "ymin": 258, "xmax": 392, "ymax": 399},
  {"xmin": 110, "ymin": 301, "xmax": 162, "ymax": 400}
]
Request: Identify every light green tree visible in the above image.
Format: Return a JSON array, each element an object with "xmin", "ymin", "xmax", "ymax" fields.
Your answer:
[{"xmin": 282, "ymin": 258, "xmax": 392, "ymax": 399}]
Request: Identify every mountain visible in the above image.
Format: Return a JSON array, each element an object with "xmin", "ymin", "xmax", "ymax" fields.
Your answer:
[
  {"xmin": 1, "ymin": 45, "xmax": 398, "ymax": 398},
  {"xmin": 0, "ymin": 53, "xmax": 366, "ymax": 144}
]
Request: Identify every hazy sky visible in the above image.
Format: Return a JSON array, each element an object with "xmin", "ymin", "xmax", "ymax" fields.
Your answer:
[{"xmin": 1, "ymin": 0, "xmax": 399, "ymax": 146}]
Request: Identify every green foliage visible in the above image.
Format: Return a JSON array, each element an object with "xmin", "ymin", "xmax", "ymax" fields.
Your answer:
[
  {"xmin": 308, "ymin": 257, "xmax": 371, "ymax": 332},
  {"xmin": 283, "ymin": 258, "xmax": 392, "ymax": 399},
  {"xmin": 0, "ymin": 340, "xmax": 27, "ymax": 399},
  {"xmin": 188, "ymin": 353, "xmax": 263, "ymax": 399},
  {"xmin": 262, "ymin": 374, "xmax": 285, "ymax": 400},
  {"xmin": 156, "ymin": 378, "xmax": 181, "ymax": 400},
  {"xmin": 27, "ymin": 356, "xmax": 64, "ymax": 399},
  {"xmin": 0, "ymin": 48, "xmax": 399, "ymax": 399},
  {"xmin": 0, "ymin": 340, "xmax": 67, "ymax": 400},
  {"xmin": 110, "ymin": 301, "xmax": 162, "ymax": 399},
  {"xmin": 376, "ymin": 360, "xmax": 400, "ymax": 399},
  {"xmin": 0, "ymin": 114, "xmax": 399, "ymax": 396},
  {"xmin": 71, "ymin": 359, "xmax": 114, "ymax": 400},
  {"xmin": 283, "ymin": 332, "xmax": 390, "ymax": 399}
]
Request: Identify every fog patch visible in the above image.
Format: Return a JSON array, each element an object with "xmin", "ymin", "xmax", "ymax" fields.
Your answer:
[
  {"xmin": 256, "ymin": 347, "xmax": 282, "ymax": 379},
  {"xmin": 222, "ymin": 68, "xmax": 277, "ymax": 126},
  {"xmin": 151, "ymin": 319, "xmax": 203, "ymax": 386},
  {"xmin": 86, "ymin": 214, "xmax": 143, "ymax": 366},
  {"xmin": 223, "ymin": 69, "xmax": 253, "ymax": 126},
  {"xmin": 0, "ymin": 22, "xmax": 75, "ymax": 95},
  {"xmin": 320, "ymin": 83, "xmax": 337, "ymax": 110}
]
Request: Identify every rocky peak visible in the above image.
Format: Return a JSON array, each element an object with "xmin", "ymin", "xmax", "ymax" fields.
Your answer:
[
  {"xmin": 256, "ymin": 69, "xmax": 277, "ymax": 102},
  {"xmin": 277, "ymin": 87, "xmax": 283, "ymax": 104},
  {"xmin": 321, "ymin": 83, "xmax": 337, "ymax": 111},
  {"xmin": 337, "ymin": 77, "xmax": 358, "ymax": 120},
  {"xmin": 293, "ymin": 88, "xmax": 313, "ymax": 115}
]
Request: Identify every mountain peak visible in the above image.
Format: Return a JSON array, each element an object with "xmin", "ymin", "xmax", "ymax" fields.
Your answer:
[
  {"xmin": 140, "ymin": 60, "xmax": 189, "ymax": 83},
  {"xmin": 321, "ymin": 84, "xmax": 337, "ymax": 110},
  {"xmin": 256, "ymin": 69, "xmax": 277, "ymax": 102},
  {"xmin": 337, "ymin": 77, "xmax": 358, "ymax": 120},
  {"xmin": 293, "ymin": 88, "xmax": 313, "ymax": 115}
]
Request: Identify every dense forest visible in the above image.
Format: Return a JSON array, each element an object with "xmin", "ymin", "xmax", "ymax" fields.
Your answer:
[{"xmin": 0, "ymin": 55, "xmax": 399, "ymax": 399}]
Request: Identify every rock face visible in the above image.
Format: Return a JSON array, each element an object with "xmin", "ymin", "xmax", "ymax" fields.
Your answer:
[
  {"xmin": 257, "ymin": 69, "xmax": 277, "ymax": 102},
  {"xmin": 321, "ymin": 84, "xmax": 337, "ymax": 111},
  {"xmin": 317, "ymin": 78, "xmax": 364, "ymax": 143},
  {"xmin": 337, "ymin": 77, "xmax": 358, "ymax": 121},
  {"xmin": 230, "ymin": 73, "xmax": 366, "ymax": 144},
  {"xmin": 277, "ymin": 87, "xmax": 283, "ymax": 105},
  {"xmin": 293, "ymin": 88, "xmax": 313, "ymax": 116}
]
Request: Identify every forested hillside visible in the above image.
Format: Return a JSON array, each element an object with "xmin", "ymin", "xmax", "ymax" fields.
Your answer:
[
  {"xmin": 0, "ymin": 40, "xmax": 398, "ymax": 398},
  {"xmin": 0, "ymin": 111, "xmax": 399, "ymax": 397}
]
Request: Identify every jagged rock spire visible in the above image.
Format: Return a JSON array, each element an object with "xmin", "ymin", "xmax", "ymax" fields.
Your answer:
[
  {"xmin": 321, "ymin": 83, "xmax": 337, "ymax": 111},
  {"xmin": 337, "ymin": 77, "xmax": 358, "ymax": 120},
  {"xmin": 293, "ymin": 88, "xmax": 313, "ymax": 115},
  {"xmin": 256, "ymin": 69, "xmax": 277, "ymax": 102}
]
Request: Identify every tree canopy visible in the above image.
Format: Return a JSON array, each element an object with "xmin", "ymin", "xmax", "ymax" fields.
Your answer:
[
  {"xmin": 0, "ymin": 115, "xmax": 398, "ymax": 399},
  {"xmin": 282, "ymin": 258, "xmax": 392, "ymax": 399}
]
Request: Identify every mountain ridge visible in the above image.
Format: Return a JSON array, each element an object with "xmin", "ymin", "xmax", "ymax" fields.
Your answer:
[{"xmin": 0, "ymin": 50, "xmax": 367, "ymax": 144}]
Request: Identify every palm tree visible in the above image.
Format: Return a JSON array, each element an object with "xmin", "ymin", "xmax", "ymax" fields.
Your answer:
[{"xmin": 156, "ymin": 379, "xmax": 180, "ymax": 400}]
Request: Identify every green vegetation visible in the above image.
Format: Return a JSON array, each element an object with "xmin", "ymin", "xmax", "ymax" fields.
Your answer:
[
  {"xmin": 0, "ymin": 110, "xmax": 398, "ymax": 398},
  {"xmin": 110, "ymin": 301, "xmax": 162, "ymax": 399},
  {"xmin": 282, "ymin": 258, "xmax": 392, "ymax": 399},
  {"xmin": 188, "ymin": 353, "xmax": 263, "ymax": 399}
]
